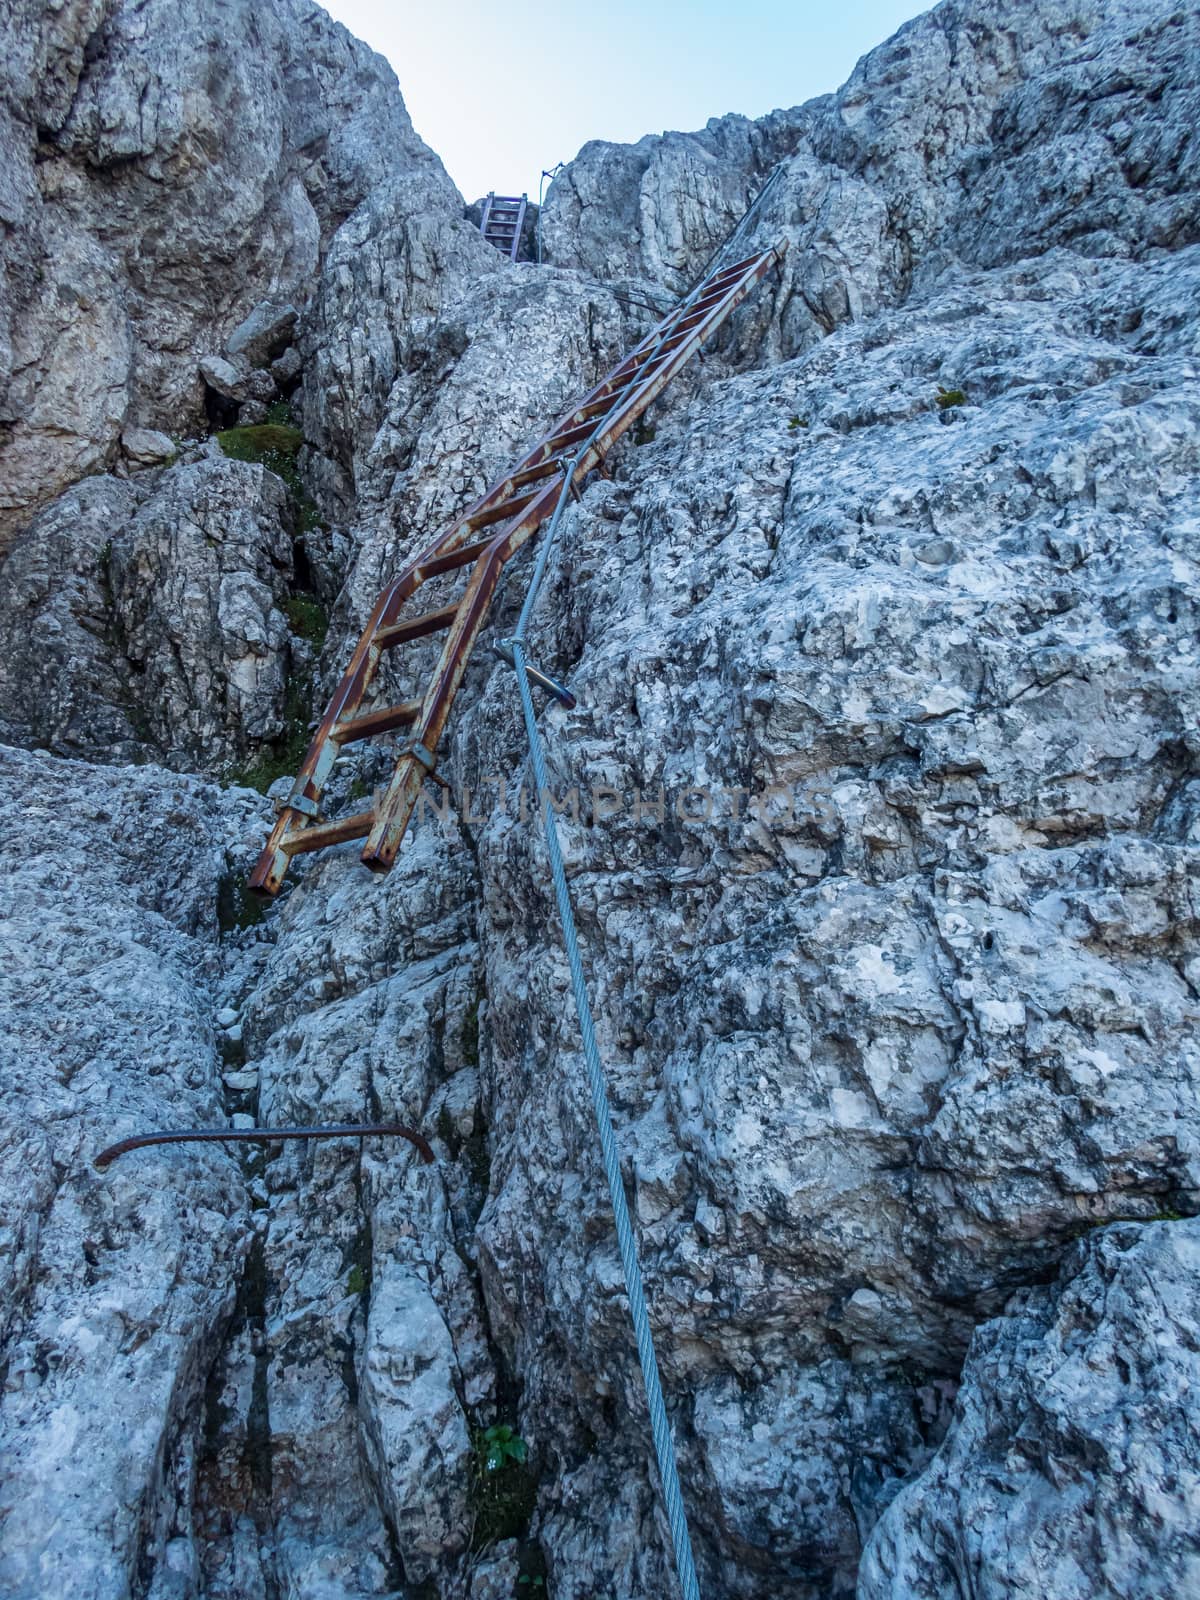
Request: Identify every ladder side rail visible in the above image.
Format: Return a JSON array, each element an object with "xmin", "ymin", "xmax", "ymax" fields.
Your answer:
[
  {"xmin": 359, "ymin": 477, "xmax": 568, "ymax": 869},
  {"xmin": 510, "ymin": 195, "xmax": 527, "ymax": 260},
  {"xmin": 249, "ymin": 559, "xmax": 430, "ymax": 891}
]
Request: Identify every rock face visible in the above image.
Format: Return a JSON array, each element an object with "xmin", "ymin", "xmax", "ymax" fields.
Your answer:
[
  {"xmin": 540, "ymin": 0, "xmax": 1200, "ymax": 360},
  {"xmin": 0, "ymin": 459, "xmax": 300, "ymax": 768},
  {"xmin": 0, "ymin": 745, "xmax": 267, "ymax": 1600},
  {"xmin": 1, "ymin": 0, "xmax": 1199, "ymax": 1597},
  {"xmin": 0, "ymin": 0, "xmax": 493, "ymax": 774},
  {"xmin": 860, "ymin": 1220, "xmax": 1200, "ymax": 1600},
  {"xmin": 0, "ymin": 0, "xmax": 459, "ymax": 546}
]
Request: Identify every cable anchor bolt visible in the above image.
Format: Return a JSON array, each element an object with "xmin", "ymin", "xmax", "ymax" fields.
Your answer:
[{"xmin": 493, "ymin": 639, "xmax": 577, "ymax": 709}]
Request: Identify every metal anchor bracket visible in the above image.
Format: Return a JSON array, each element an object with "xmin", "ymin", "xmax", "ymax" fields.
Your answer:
[
  {"xmin": 493, "ymin": 639, "xmax": 577, "ymax": 709},
  {"xmin": 282, "ymin": 789, "xmax": 322, "ymax": 820},
  {"xmin": 557, "ymin": 456, "xmax": 584, "ymax": 501},
  {"xmin": 398, "ymin": 738, "xmax": 450, "ymax": 788}
]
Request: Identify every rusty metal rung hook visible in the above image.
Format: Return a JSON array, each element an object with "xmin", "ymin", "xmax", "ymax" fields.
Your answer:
[{"xmin": 93, "ymin": 1122, "xmax": 435, "ymax": 1172}]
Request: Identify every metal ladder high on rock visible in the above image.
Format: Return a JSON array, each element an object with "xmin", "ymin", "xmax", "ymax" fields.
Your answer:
[
  {"xmin": 479, "ymin": 192, "xmax": 527, "ymax": 260},
  {"xmin": 250, "ymin": 239, "xmax": 784, "ymax": 897}
]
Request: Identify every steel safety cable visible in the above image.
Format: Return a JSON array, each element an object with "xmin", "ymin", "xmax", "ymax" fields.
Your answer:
[{"xmin": 496, "ymin": 166, "xmax": 786, "ymax": 1598}]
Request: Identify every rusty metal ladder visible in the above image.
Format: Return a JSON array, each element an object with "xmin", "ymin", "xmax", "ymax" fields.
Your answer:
[
  {"xmin": 480, "ymin": 192, "xmax": 527, "ymax": 261},
  {"xmin": 250, "ymin": 241, "xmax": 783, "ymax": 896}
]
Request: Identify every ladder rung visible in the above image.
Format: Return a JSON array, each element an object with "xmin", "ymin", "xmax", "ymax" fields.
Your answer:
[
  {"xmin": 549, "ymin": 418, "xmax": 597, "ymax": 452},
  {"xmin": 465, "ymin": 490, "xmax": 539, "ymax": 532},
  {"xmin": 282, "ymin": 809, "xmax": 374, "ymax": 856},
  {"xmin": 629, "ymin": 328, "xmax": 690, "ymax": 370},
  {"xmin": 332, "ymin": 701, "xmax": 421, "ymax": 743},
  {"xmin": 511, "ymin": 456, "xmax": 568, "ymax": 490},
  {"xmin": 575, "ymin": 386, "xmax": 636, "ymax": 423},
  {"xmin": 418, "ymin": 535, "xmax": 496, "ymax": 578},
  {"xmin": 374, "ymin": 602, "xmax": 461, "ymax": 650},
  {"xmin": 692, "ymin": 282, "xmax": 737, "ymax": 310},
  {"xmin": 690, "ymin": 270, "xmax": 746, "ymax": 303},
  {"xmin": 707, "ymin": 254, "xmax": 759, "ymax": 284},
  {"xmin": 669, "ymin": 306, "xmax": 714, "ymax": 337}
]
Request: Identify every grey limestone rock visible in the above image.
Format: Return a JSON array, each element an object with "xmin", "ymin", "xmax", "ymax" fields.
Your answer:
[
  {"xmin": 859, "ymin": 1219, "xmax": 1200, "ymax": 1600},
  {"xmin": 0, "ymin": 0, "xmax": 459, "ymax": 548},
  {"xmin": 0, "ymin": 745, "xmax": 269, "ymax": 1600},
  {"xmin": 121, "ymin": 426, "xmax": 177, "ymax": 465},
  {"xmin": 226, "ymin": 301, "xmax": 300, "ymax": 370},
  {"xmin": 0, "ymin": 457, "xmax": 300, "ymax": 769},
  {"xmin": 540, "ymin": 0, "xmax": 1200, "ymax": 363},
  {"xmin": 2, "ymin": 0, "xmax": 1199, "ymax": 1596}
]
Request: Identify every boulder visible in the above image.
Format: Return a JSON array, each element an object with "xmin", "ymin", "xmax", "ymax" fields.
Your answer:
[
  {"xmin": 226, "ymin": 300, "xmax": 299, "ymax": 368},
  {"xmin": 120, "ymin": 426, "xmax": 175, "ymax": 465}
]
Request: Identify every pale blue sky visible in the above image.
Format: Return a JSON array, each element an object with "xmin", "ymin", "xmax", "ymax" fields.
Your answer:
[{"xmin": 320, "ymin": 0, "xmax": 928, "ymax": 202}]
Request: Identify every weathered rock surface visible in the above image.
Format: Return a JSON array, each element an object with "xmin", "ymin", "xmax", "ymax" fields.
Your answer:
[
  {"xmin": 294, "ymin": 168, "xmax": 499, "ymax": 521},
  {"xmin": 1, "ymin": 0, "xmax": 1199, "ymax": 1597},
  {"xmin": 453, "ymin": 244, "xmax": 1200, "ymax": 1595},
  {"xmin": 122, "ymin": 427, "xmax": 177, "ymax": 466},
  {"xmin": 860, "ymin": 1219, "xmax": 1200, "ymax": 1600},
  {"xmin": 0, "ymin": 745, "xmax": 267, "ymax": 1599},
  {"xmin": 0, "ymin": 458, "xmax": 301, "ymax": 769},
  {"xmin": 541, "ymin": 0, "xmax": 1200, "ymax": 362},
  {"xmin": 0, "ymin": 0, "xmax": 459, "ymax": 546}
]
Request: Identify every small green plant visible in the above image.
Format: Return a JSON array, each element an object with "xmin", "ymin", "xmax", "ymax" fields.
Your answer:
[
  {"xmin": 346, "ymin": 1265, "xmax": 367, "ymax": 1295},
  {"xmin": 217, "ymin": 422, "xmax": 303, "ymax": 467},
  {"xmin": 469, "ymin": 1424, "xmax": 535, "ymax": 1548},
  {"xmin": 788, "ymin": 414, "xmax": 809, "ymax": 430},
  {"xmin": 227, "ymin": 689, "xmax": 310, "ymax": 788},
  {"xmin": 284, "ymin": 592, "xmax": 328, "ymax": 647},
  {"xmin": 517, "ymin": 1548, "xmax": 550, "ymax": 1594},
  {"xmin": 935, "ymin": 386, "xmax": 967, "ymax": 410},
  {"xmin": 227, "ymin": 717, "xmax": 310, "ymax": 793},
  {"xmin": 265, "ymin": 400, "xmax": 296, "ymax": 427},
  {"xmin": 481, "ymin": 1425, "xmax": 527, "ymax": 1471},
  {"xmin": 464, "ymin": 1120, "xmax": 491, "ymax": 1195},
  {"xmin": 435, "ymin": 1105, "xmax": 458, "ymax": 1150}
]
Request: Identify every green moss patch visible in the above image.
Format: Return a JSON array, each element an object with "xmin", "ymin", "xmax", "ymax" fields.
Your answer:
[
  {"xmin": 217, "ymin": 423, "xmax": 303, "ymax": 465},
  {"xmin": 227, "ymin": 678, "xmax": 312, "ymax": 794},
  {"xmin": 217, "ymin": 868, "xmax": 268, "ymax": 933},
  {"xmin": 217, "ymin": 422, "xmax": 323, "ymax": 532}
]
